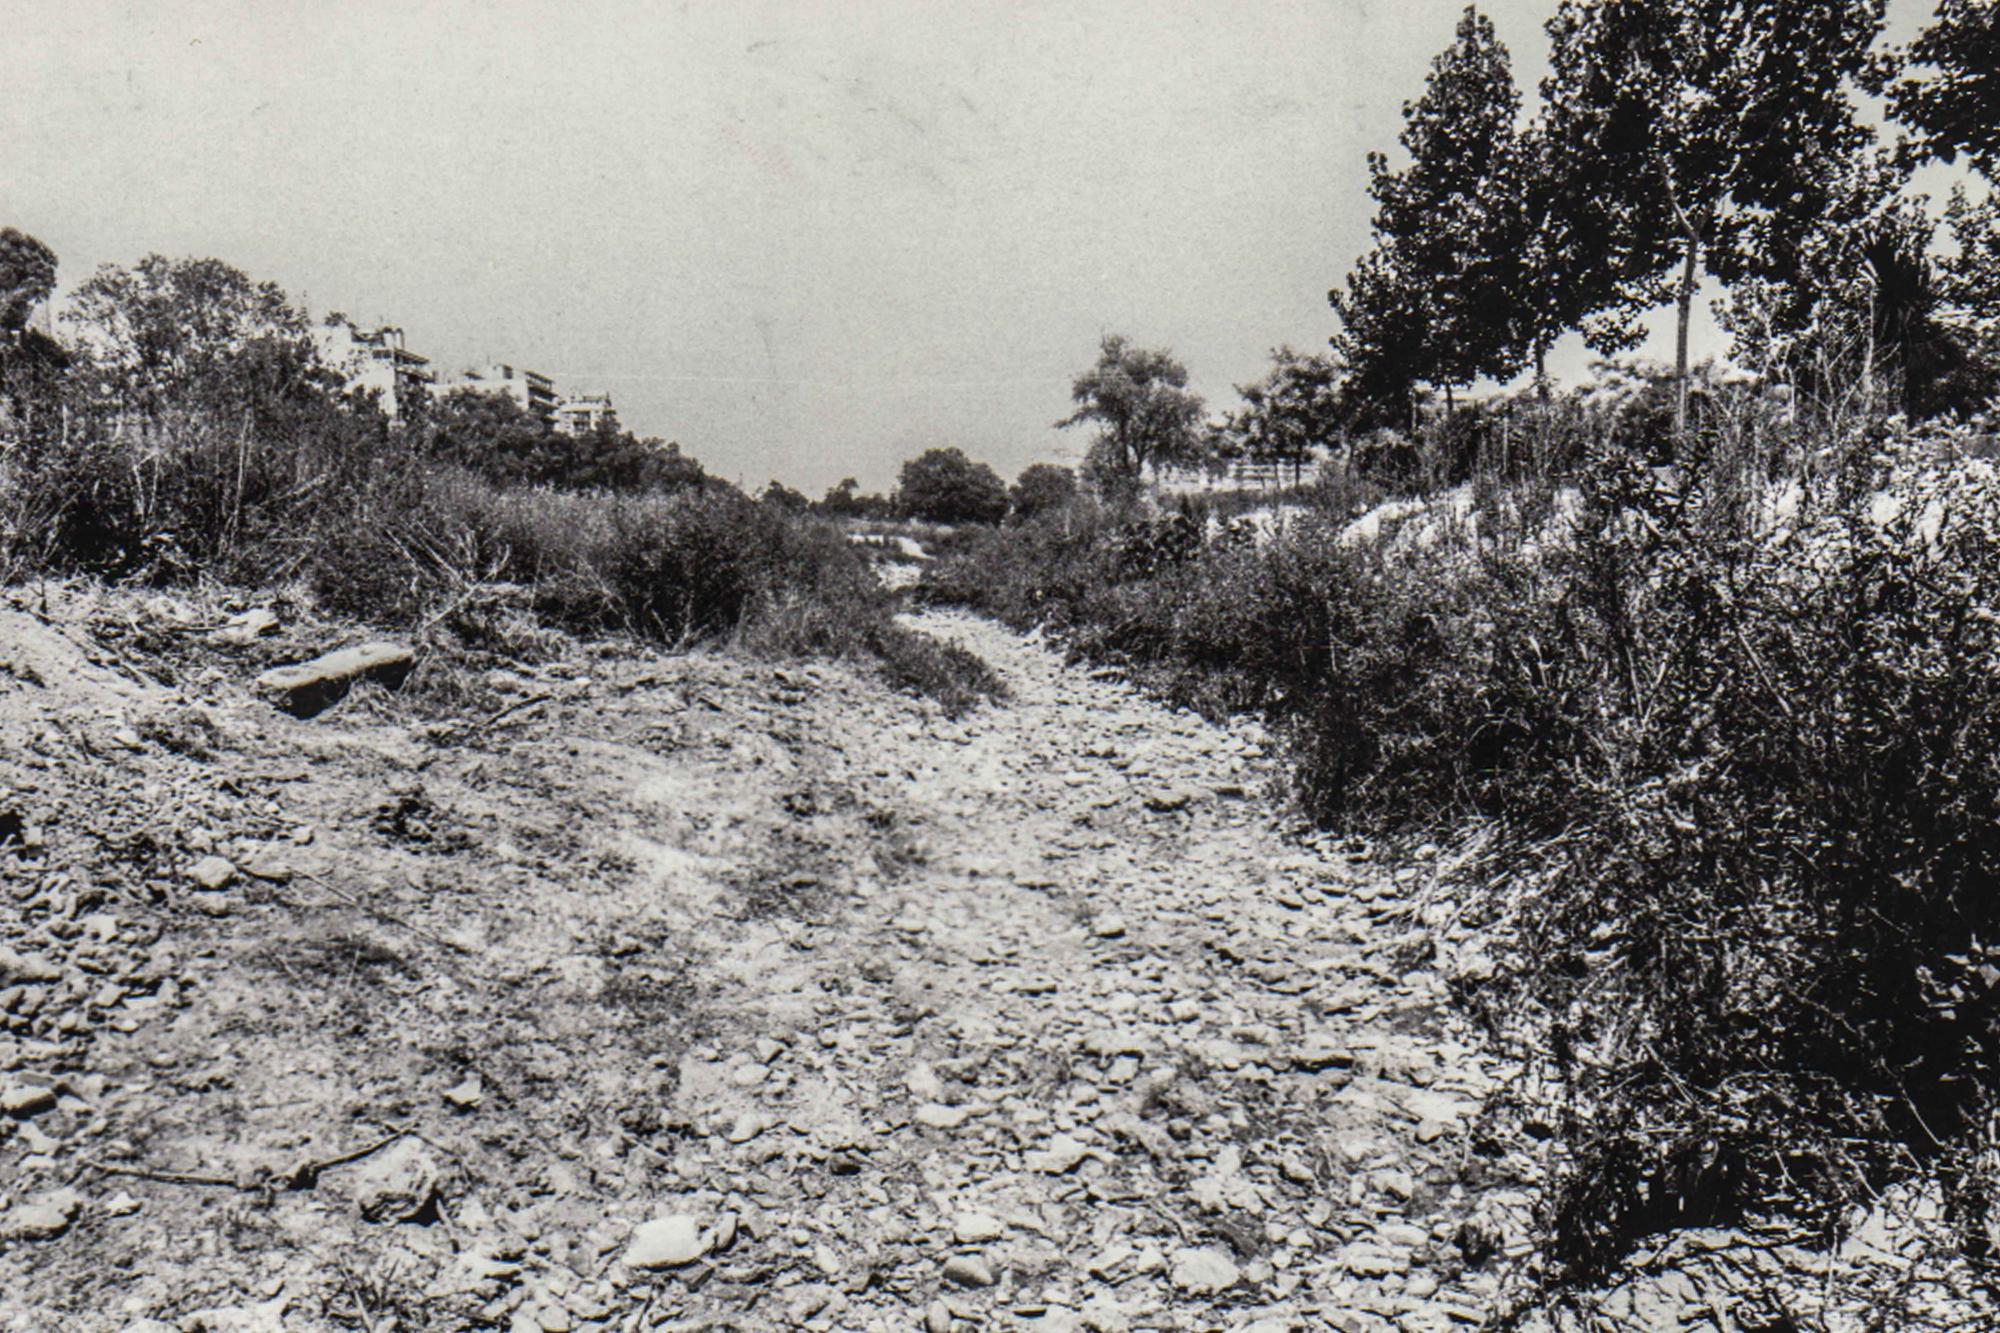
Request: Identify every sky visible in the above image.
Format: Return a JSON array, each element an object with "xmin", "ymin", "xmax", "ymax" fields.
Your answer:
[{"xmin": 0, "ymin": 0, "xmax": 1950, "ymax": 494}]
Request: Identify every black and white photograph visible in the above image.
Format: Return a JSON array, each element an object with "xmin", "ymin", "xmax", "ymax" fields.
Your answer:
[{"xmin": 2, "ymin": 1, "xmax": 1999, "ymax": 1328}]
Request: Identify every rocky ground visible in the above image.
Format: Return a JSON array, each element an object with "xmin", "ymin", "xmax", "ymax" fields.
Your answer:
[{"xmin": 0, "ymin": 583, "xmax": 1547, "ymax": 1331}]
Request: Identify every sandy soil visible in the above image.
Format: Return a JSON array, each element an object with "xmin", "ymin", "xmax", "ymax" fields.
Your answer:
[{"xmin": 0, "ymin": 588, "xmax": 1535, "ymax": 1332}]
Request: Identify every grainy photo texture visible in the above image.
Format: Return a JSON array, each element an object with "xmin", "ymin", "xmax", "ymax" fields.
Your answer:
[{"xmin": 3, "ymin": 1, "xmax": 2000, "ymax": 1329}]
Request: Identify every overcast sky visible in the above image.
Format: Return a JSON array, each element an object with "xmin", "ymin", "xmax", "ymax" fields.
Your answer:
[{"xmin": 0, "ymin": 1, "xmax": 1946, "ymax": 493}]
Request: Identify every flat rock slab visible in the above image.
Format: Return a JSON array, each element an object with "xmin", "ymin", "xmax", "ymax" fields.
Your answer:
[
  {"xmin": 626, "ymin": 1214, "xmax": 710, "ymax": 1269},
  {"xmin": 256, "ymin": 642, "xmax": 414, "ymax": 716}
]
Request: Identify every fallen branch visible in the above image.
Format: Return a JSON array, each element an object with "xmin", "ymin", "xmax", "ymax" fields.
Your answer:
[
  {"xmin": 83, "ymin": 1126, "xmax": 415, "ymax": 1194},
  {"xmin": 436, "ymin": 691, "xmax": 555, "ymax": 744},
  {"xmin": 80, "ymin": 1158, "xmax": 236, "ymax": 1189},
  {"xmin": 288, "ymin": 1127, "xmax": 411, "ymax": 1187}
]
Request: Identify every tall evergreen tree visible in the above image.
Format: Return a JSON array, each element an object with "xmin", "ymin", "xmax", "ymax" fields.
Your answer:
[
  {"xmin": 1543, "ymin": 0, "xmax": 1886, "ymax": 428},
  {"xmin": 1332, "ymin": 7, "xmax": 1524, "ymax": 419}
]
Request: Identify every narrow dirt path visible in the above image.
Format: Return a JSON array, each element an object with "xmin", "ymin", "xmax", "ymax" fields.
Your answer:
[
  {"xmin": 671, "ymin": 607, "xmax": 1526, "ymax": 1332},
  {"xmin": 0, "ymin": 595, "xmax": 1532, "ymax": 1331}
]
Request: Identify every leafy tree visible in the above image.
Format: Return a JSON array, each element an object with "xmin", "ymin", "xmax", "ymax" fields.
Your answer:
[
  {"xmin": 761, "ymin": 479, "xmax": 810, "ymax": 512},
  {"xmin": 1716, "ymin": 148, "xmax": 1902, "ymax": 404},
  {"xmin": 1008, "ymin": 463, "xmax": 1078, "ymax": 521},
  {"xmin": 0, "ymin": 228, "xmax": 57, "ymax": 335},
  {"xmin": 0, "ymin": 229, "xmax": 66, "ymax": 430},
  {"xmin": 814, "ymin": 477, "xmax": 893, "ymax": 519},
  {"xmin": 1356, "ymin": 6, "xmax": 1525, "ymax": 401},
  {"xmin": 425, "ymin": 390, "xmax": 710, "ymax": 494},
  {"xmin": 1542, "ymin": 0, "xmax": 1886, "ymax": 428},
  {"xmin": 1497, "ymin": 119, "xmax": 1658, "ymax": 397},
  {"xmin": 1939, "ymin": 188, "xmax": 2000, "ymax": 405},
  {"xmin": 1058, "ymin": 334, "xmax": 1207, "ymax": 481},
  {"xmin": 1227, "ymin": 347, "xmax": 1342, "ymax": 483},
  {"xmin": 818, "ymin": 478, "xmax": 863, "ymax": 516},
  {"xmin": 567, "ymin": 427, "xmax": 710, "ymax": 493},
  {"xmin": 1330, "ymin": 249, "xmax": 1433, "ymax": 428},
  {"xmin": 895, "ymin": 447, "xmax": 1009, "ymax": 525},
  {"xmin": 1943, "ymin": 190, "xmax": 2000, "ymax": 333},
  {"xmin": 1885, "ymin": 0, "xmax": 2000, "ymax": 178},
  {"xmin": 426, "ymin": 389, "xmax": 564, "ymax": 485},
  {"xmin": 67, "ymin": 254, "xmax": 315, "ymax": 419}
]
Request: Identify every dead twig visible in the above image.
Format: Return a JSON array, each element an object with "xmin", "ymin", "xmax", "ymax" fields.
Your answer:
[
  {"xmin": 80, "ymin": 1158, "xmax": 236, "ymax": 1189},
  {"xmin": 436, "ymin": 691, "xmax": 555, "ymax": 744},
  {"xmin": 83, "ymin": 1126, "xmax": 414, "ymax": 1195},
  {"xmin": 292, "ymin": 1127, "xmax": 412, "ymax": 1185},
  {"xmin": 294, "ymin": 869, "xmax": 477, "ymax": 958}
]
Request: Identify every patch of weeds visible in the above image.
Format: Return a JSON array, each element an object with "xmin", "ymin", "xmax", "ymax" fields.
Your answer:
[
  {"xmin": 599, "ymin": 953, "xmax": 694, "ymax": 1022},
  {"xmin": 368, "ymin": 789, "xmax": 469, "ymax": 851},
  {"xmin": 262, "ymin": 929, "xmax": 415, "ymax": 991},
  {"xmin": 134, "ymin": 704, "xmax": 223, "ymax": 759},
  {"xmin": 865, "ymin": 623, "xmax": 1006, "ymax": 716}
]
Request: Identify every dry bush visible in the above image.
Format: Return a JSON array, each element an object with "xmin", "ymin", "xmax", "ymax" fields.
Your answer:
[{"xmin": 924, "ymin": 406, "xmax": 2000, "ymax": 1302}]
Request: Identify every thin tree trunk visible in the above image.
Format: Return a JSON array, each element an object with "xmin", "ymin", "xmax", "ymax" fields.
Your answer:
[
  {"xmin": 1535, "ymin": 343, "xmax": 1549, "ymax": 404},
  {"xmin": 1675, "ymin": 233, "xmax": 1700, "ymax": 434}
]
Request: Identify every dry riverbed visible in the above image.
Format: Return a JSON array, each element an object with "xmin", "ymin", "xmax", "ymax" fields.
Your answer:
[{"xmin": 0, "ymin": 586, "xmax": 1537, "ymax": 1331}]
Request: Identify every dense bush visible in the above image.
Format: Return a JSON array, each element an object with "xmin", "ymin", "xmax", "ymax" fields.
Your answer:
[
  {"xmin": 922, "ymin": 417, "xmax": 2000, "ymax": 1297},
  {"xmin": 423, "ymin": 389, "xmax": 711, "ymax": 494},
  {"xmin": 895, "ymin": 447, "xmax": 1009, "ymax": 525},
  {"xmin": 0, "ymin": 245, "xmax": 999, "ymax": 714},
  {"xmin": 1008, "ymin": 463, "xmax": 1078, "ymax": 521}
]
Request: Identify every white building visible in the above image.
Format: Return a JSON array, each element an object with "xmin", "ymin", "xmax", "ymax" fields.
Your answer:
[
  {"xmin": 554, "ymin": 393, "xmax": 618, "ymax": 436},
  {"xmin": 314, "ymin": 315, "xmax": 434, "ymax": 419},
  {"xmin": 434, "ymin": 362, "xmax": 559, "ymax": 423}
]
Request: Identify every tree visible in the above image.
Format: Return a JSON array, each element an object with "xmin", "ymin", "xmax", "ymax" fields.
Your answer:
[
  {"xmin": 761, "ymin": 479, "xmax": 810, "ymax": 512},
  {"xmin": 1937, "ymin": 188, "xmax": 2000, "ymax": 408},
  {"xmin": 568, "ymin": 427, "xmax": 711, "ymax": 493},
  {"xmin": 1885, "ymin": 0, "xmax": 2000, "ymax": 178},
  {"xmin": 1542, "ymin": 0, "xmax": 1886, "ymax": 428},
  {"xmin": 1330, "ymin": 250, "xmax": 1433, "ymax": 428},
  {"xmin": 1227, "ymin": 347, "xmax": 1342, "ymax": 484},
  {"xmin": 1498, "ymin": 119, "xmax": 1657, "ymax": 398},
  {"xmin": 814, "ymin": 477, "xmax": 892, "ymax": 519},
  {"xmin": 1943, "ymin": 189, "xmax": 2000, "ymax": 340},
  {"xmin": 1058, "ymin": 335, "xmax": 1206, "ymax": 482},
  {"xmin": 1008, "ymin": 463, "xmax": 1078, "ymax": 521},
  {"xmin": 0, "ymin": 229, "xmax": 65, "ymax": 432},
  {"xmin": 0, "ymin": 228, "xmax": 57, "ymax": 335},
  {"xmin": 1362, "ymin": 7, "xmax": 1525, "ymax": 399},
  {"xmin": 895, "ymin": 447, "xmax": 1009, "ymax": 525},
  {"xmin": 67, "ymin": 254, "xmax": 314, "ymax": 418},
  {"xmin": 427, "ymin": 388, "xmax": 565, "ymax": 486},
  {"xmin": 818, "ymin": 478, "xmax": 864, "ymax": 517}
]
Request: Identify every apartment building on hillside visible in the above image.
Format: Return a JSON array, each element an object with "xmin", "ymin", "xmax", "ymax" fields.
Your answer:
[
  {"xmin": 434, "ymin": 362, "xmax": 559, "ymax": 422},
  {"xmin": 314, "ymin": 314, "xmax": 435, "ymax": 419},
  {"xmin": 554, "ymin": 392, "xmax": 618, "ymax": 436}
]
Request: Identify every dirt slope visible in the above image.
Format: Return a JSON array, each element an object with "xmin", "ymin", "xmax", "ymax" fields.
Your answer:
[{"xmin": 0, "ymin": 590, "xmax": 1533, "ymax": 1332}]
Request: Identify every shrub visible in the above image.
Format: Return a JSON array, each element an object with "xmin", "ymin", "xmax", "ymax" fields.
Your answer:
[
  {"xmin": 0, "ymin": 245, "xmax": 1003, "ymax": 717},
  {"xmin": 922, "ymin": 418, "xmax": 2000, "ymax": 1301},
  {"xmin": 895, "ymin": 447, "xmax": 1009, "ymax": 525},
  {"xmin": 1008, "ymin": 463, "xmax": 1078, "ymax": 521},
  {"xmin": 1483, "ymin": 442, "xmax": 2000, "ymax": 1286}
]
